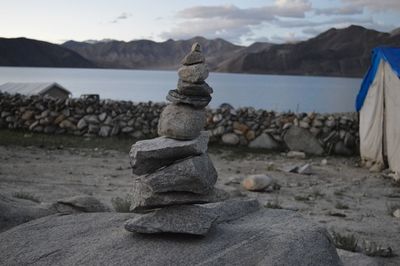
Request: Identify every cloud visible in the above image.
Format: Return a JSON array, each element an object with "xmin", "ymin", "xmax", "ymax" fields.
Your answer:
[
  {"xmin": 270, "ymin": 32, "xmax": 305, "ymax": 43},
  {"xmin": 246, "ymin": 36, "xmax": 270, "ymax": 43},
  {"xmin": 302, "ymin": 27, "xmax": 324, "ymax": 36},
  {"xmin": 274, "ymin": 16, "xmax": 374, "ymax": 28},
  {"xmin": 110, "ymin": 12, "xmax": 131, "ymax": 24},
  {"xmin": 160, "ymin": 1, "xmax": 312, "ymax": 42},
  {"xmin": 315, "ymin": 6, "xmax": 363, "ymax": 15},
  {"xmin": 341, "ymin": 0, "xmax": 400, "ymax": 12}
]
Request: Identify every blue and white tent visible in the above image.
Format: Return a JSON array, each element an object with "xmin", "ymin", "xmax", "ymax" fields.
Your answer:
[{"xmin": 356, "ymin": 47, "xmax": 400, "ymax": 176}]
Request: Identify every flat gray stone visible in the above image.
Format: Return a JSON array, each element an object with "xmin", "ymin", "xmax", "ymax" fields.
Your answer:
[
  {"xmin": 166, "ymin": 90, "xmax": 211, "ymax": 108},
  {"xmin": 129, "ymin": 182, "xmax": 229, "ymax": 212},
  {"xmin": 249, "ymin": 133, "xmax": 281, "ymax": 150},
  {"xmin": 177, "ymin": 80, "xmax": 213, "ymax": 96},
  {"xmin": 53, "ymin": 195, "xmax": 110, "ymax": 213},
  {"xmin": 139, "ymin": 153, "xmax": 217, "ymax": 194},
  {"xmin": 200, "ymin": 198, "xmax": 260, "ymax": 223},
  {"xmin": 0, "ymin": 194, "xmax": 55, "ymax": 233},
  {"xmin": 178, "ymin": 63, "xmax": 209, "ymax": 83},
  {"xmin": 125, "ymin": 205, "xmax": 217, "ymax": 235},
  {"xmin": 158, "ymin": 104, "xmax": 206, "ymax": 140},
  {"xmin": 181, "ymin": 51, "xmax": 205, "ymax": 66},
  {"xmin": 130, "ymin": 131, "xmax": 209, "ymax": 175},
  {"xmin": 0, "ymin": 210, "xmax": 342, "ymax": 266},
  {"xmin": 284, "ymin": 126, "xmax": 324, "ymax": 155}
]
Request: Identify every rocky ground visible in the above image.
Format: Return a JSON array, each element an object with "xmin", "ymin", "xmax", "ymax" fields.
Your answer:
[{"xmin": 0, "ymin": 135, "xmax": 399, "ymax": 265}]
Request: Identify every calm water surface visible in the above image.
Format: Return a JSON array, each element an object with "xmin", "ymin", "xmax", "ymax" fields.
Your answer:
[{"xmin": 0, "ymin": 67, "xmax": 362, "ymax": 113}]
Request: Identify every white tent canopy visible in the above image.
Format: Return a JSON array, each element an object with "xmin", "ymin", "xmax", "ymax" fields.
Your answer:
[{"xmin": 356, "ymin": 47, "xmax": 400, "ymax": 177}]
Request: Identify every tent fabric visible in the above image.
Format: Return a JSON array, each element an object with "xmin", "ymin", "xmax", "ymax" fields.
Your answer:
[
  {"xmin": 0, "ymin": 82, "xmax": 70, "ymax": 96},
  {"xmin": 359, "ymin": 60, "xmax": 385, "ymax": 168},
  {"xmin": 356, "ymin": 47, "xmax": 400, "ymax": 111},
  {"xmin": 383, "ymin": 62, "xmax": 400, "ymax": 173}
]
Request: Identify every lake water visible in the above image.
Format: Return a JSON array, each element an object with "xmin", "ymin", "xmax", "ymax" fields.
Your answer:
[{"xmin": 0, "ymin": 67, "xmax": 362, "ymax": 113}]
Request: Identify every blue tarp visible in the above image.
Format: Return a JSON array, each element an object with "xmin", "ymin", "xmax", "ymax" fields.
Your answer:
[{"xmin": 355, "ymin": 47, "xmax": 400, "ymax": 111}]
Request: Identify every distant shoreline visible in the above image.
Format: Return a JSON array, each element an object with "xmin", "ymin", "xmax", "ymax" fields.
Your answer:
[{"xmin": 0, "ymin": 65, "xmax": 364, "ymax": 79}]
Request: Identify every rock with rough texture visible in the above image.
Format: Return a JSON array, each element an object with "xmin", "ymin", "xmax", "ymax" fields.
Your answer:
[
  {"xmin": 0, "ymin": 194, "xmax": 55, "ymax": 233},
  {"xmin": 0, "ymin": 210, "xmax": 342, "ymax": 266},
  {"xmin": 284, "ymin": 126, "xmax": 324, "ymax": 155},
  {"xmin": 158, "ymin": 104, "xmax": 206, "ymax": 140},
  {"xmin": 221, "ymin": 133, "xmax": 240, "ymax": 145},
  {"xmin": 52, "ymin": 195, "xmax": 110, "ymax": 213},
  {"xmin": 337, "ymin": 249, "xmax": 380, "ymax": 266},
  {"xmin": 177, "ymin": 80, "xmax": 213, "ymax": 96},
  {"xmin": 200, "ymin": 198, "xmax": 260, "ymax": 223},
  {"xmin": 181, "ymin": 51, "xmax": 205, "ymax": 66},
  {"xmin": 125, "ymin": 205, "xmax": 217, "ymax": 235},
  {"xmin": 130, "ymin": 131, "xmax": 209, "ymax": 175},
  {"xmin": 248, "ymin": 133, "xmax": 280, "ymax": 150},
  {"xmin": 178, "ymin": 63, "xmax": 209, "ymax": 83},
  {"xmin": 138, "ymin": 154, "xmax": 217, "ymax": 194},
  {"xmin": 130, "ymin": 183, "xmax": 229, "ymax": 212},
  {"xmin": 166, "ymin": 90, "xmax": 211, "ymax": 108},
  {"xmin": 242, "ymin": 174, "xmax": 274, "ymax": 191}
]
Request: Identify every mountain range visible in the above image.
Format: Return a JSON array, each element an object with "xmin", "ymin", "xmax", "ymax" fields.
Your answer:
[
  {"xmin": 1, "ymin": 25, "xmax": 400, "ymax": 77},
  {"xmin": 0, "ymin": 37, "xmax": 94, "ymax": 68}
]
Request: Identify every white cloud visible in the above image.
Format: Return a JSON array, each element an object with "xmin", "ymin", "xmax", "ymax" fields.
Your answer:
[
  {"xmin": 161, "ymin": 1, "xmax": 312, "ymax": 42},
  {"xmin": 341, "ymin": 0, "xmax": 400, "ymax": 12},
  {"xmin": 274, "ymin": 16, "xmax": 374, "ymax": 28},
  {"xmin": 315, "ymin": 6, "xmax": 363, "ymax": 15},
  {"xmin": 160, "ymin": 0, "xmax": 398, "ymax": 44},
  {"xmin": 270, "ymin": 32, "xmax": 305, "ymax": 43}
]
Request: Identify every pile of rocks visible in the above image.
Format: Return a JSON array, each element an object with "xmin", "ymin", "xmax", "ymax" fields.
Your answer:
[
  {"xmin": 125, "ymin": 43, "xmax": 227, "ymax": 235},
  {"xmin": 0, "ymin": 92, "xmax": 360, "ymax": 155}
]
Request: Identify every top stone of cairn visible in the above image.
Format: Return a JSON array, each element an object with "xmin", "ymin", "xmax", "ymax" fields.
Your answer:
[{"xmin": 181, "ymin": 43, "xmax": 206, "ymax": 66}]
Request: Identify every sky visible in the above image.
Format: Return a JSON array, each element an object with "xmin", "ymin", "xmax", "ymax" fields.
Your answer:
[{"xmin": 0, "ymin": 0, "xmax": 399, "ymax": 45}]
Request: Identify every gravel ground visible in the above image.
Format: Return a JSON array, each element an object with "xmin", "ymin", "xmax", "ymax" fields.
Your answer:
[{"xmin": 0, "ymin": 143, "xmax": 399, "ymax": 265}]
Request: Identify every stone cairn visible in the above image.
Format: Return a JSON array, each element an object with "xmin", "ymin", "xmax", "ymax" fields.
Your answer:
[{"xmin": 124, "ymin": 43, "xmax": 227, "ymax": 235}]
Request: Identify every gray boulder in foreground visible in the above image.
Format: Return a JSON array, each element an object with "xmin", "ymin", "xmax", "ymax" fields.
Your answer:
[
  {"xmin": 0, "ymin": 209, "xmax": 342, "ymax": 266},
  {"xmin": 284, "ymin": 126, "xmax": 324, "ymax": 155},
  {"xmin": 0, "ymin": 194, "xmax": 55, "ymax": 233},
  {"xmin": 130, "ymin": 131, "xmax": 209, "ymax": 175},
  {"xmin": 125, "ymin": 205, "xmax": 218, "ymax": 235},
  {"xmin": 139, "ymin": 153, "xmax": 217, "ymax": 194}
]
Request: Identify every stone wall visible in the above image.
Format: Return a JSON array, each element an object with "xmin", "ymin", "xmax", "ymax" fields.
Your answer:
[{"xmin": 0, "ymin": 92, "xmax": 359, "ymax": 155}]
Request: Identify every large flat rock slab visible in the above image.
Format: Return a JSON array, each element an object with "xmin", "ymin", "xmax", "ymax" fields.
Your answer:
[
  {"xmin": 0, "ymin": 209, "xmax": 342, "ymax": 266},
  {"xmin": 125, "ymin": 205, "xmax": 218, "ymax": 235}
]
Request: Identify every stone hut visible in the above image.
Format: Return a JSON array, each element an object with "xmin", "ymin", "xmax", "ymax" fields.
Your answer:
[{"xmin": 0, "ymin": 82, "xmax": 71, "ymax": 100}]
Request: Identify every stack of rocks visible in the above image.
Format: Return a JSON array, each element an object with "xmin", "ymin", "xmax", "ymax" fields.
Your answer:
[{"xmin": 125, "ymin": 43, "xmax": 227, "ymax": 235}]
